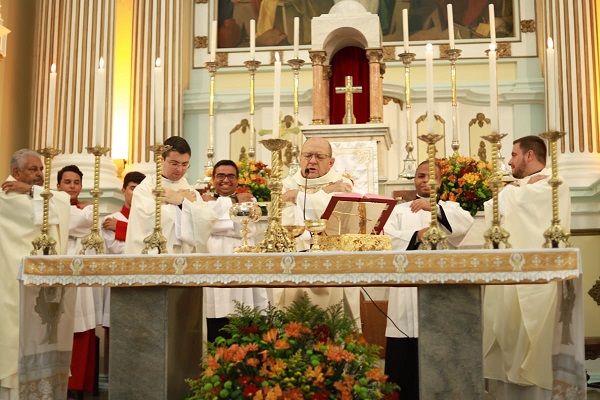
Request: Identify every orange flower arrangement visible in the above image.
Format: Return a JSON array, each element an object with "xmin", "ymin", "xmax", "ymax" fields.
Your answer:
[
  {"xmin": 186, "ymin": 294, "xmax": 399, "ymax": 400},
  {"xmin": 437, "ymin": 155, "xmax": 494, "ymax": 216}
]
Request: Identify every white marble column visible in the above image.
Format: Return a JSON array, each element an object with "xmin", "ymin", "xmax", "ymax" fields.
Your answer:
[
  {"xmin": 543, "ymin": 0, "xmax": 600, "ymax": 190},
  {"xmin": 129, "ymin": 0, "xmax": 183, "ymax": 172},
  {"xmin": 32, "ymin": 0, "xmax": 121, "ymax": 209}
]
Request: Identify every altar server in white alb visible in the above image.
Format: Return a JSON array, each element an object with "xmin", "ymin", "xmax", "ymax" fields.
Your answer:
[
  {"xmin": 483, "ymin": 135, "xmax": 583, "ymax": 400},
  {"xmin": 201, "ymin": 160, "xmax": 269, "ymax": 342},
  {"xmin": 279, "ymin": 137, "xmax": 358, "ymax": 318},
  {"xmin": 125, "ymin": 136, "xmax": 218, "ymax": 254},
  {"xmin": 0, "ymin": 149, "xmax": 71, "ymax": 400},
  {"xmin": 100, "ymin": 171, "xmax": 145, "ymax": 329},
  {"xmin": 383, "ymin": 160, "xmax": 474, "ymax": 399},
  {"xmin": 56, "ymin": 165, "xmax": 101, "ymax": 395}
]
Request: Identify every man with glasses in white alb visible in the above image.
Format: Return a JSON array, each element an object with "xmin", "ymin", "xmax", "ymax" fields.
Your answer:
[{"xmin": 125, "ymin": 136, "xmax": 217, "ymax": 254}]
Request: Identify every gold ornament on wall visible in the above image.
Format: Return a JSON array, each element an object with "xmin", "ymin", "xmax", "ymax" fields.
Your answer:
[
  {"xmin": 194, "ymin": 36, "xmax": 207, "ymax": 49},
  {"xmin": 520, "ymin": 19, "xmax": 536, "ymax": 33},
  {"xmin": 496, "ymin": 43, "xmax": 511, "ymax": 57}
]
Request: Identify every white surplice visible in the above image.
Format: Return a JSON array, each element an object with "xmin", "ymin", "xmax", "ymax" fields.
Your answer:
[
  {"xmin": 204, "ymin": 196, "xmax": 269, "ymax": 318},
  {"xmin": 0, "ymin": 177, "xmax": 72, "ymax": 399},
  {"xmin": 383, "ymin": 200, "xmax": 474, "ymax": 339},
  {"xmin": 125, "ymin": 175, "xmax": 218, "ymax": 254},
  {"xmin": 483, "ymin": 169, "xmax": 585, "ymax": 399},
  {"xmin": 277, "ymin": 169, "xmax": 360, "ymax": 323}
]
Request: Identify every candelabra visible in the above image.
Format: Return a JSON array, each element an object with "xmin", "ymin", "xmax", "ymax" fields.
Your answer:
[
  {"xmin": 204, "ymin": 60, "xmax": 219, "ymax": 181},
  {"xmin": 398, "ymin": 52, "xmax": 416, "ymax": 179},
  {"xmin": 80, "ymin": 145, "xmax": 110, "ymax": 254},
  {"xmin": 539, "ymin": 131, "xmax": 571, "ymax": 248},
  {"xmin": 31, "ymin": 147, "xmax": 62, "ymax": 255},
  {"xmin": 257, "ymin": 138, "xmax": 296, "ymax": 252},
  {"xmin": 244, "ymin": 59, "xmax": 261, "ymax": 160},
  {"xmin": 482, "ymin": 132, "xmax": 511, "ymax": 249},
  {"xmin": 287, "ymin": 57, "xmax": 305, "ymax": 176},
  {"xmin": 143, "ymin": 143, "xmax": 171, "ymax": 254},
  {"xmin": 418, "ymin": 133, "xmax": 448, "ymax": 250},
  {"xmin": 444, "ymin": 48, "xmax": 462, "ymax": 155}
]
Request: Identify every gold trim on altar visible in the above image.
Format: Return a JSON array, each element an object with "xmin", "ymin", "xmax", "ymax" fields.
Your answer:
[{"xmin": 21, "ymin": 249, "xmax": 580, "ymax": 287}]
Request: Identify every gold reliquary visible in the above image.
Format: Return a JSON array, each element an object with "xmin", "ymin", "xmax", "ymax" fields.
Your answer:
[{"xmin": 318, "ymin": 193, "xmax": 396, "ymax": 251}]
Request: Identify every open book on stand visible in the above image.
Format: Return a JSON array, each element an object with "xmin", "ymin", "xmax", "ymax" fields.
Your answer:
[{"xmin": 318, "ymin": 193, "xmax": 397, "ymax": 251}]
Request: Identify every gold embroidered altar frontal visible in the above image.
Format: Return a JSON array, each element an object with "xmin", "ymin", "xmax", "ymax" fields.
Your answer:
[{"xmin": 21, "ymin": 248, "xmax": 580, "ymax": 287}]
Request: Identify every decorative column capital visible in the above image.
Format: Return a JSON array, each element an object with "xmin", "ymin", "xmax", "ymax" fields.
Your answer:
[
  {"xmin": 365, "ymin": 48, "xmax": 383, "ymax": 63},
  {"xmin": 309, "ymin": 50, "xmax": 327, "ymax": 66}
]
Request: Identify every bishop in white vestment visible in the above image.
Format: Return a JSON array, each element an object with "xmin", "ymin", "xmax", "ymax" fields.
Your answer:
[{"xmin": 278, "ymin": 138, "xmax": 358, "ymax": 320}]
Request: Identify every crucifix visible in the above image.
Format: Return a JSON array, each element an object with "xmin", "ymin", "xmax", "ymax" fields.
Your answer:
[{"xmin": 335, "ymin": 76, "xmax": 362, "ymax": 124}]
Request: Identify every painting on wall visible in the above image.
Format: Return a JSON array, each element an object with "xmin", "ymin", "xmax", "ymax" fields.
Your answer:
[{"xmin": 213, "ymin": 0, "xmax": 516, "ymax": 50}]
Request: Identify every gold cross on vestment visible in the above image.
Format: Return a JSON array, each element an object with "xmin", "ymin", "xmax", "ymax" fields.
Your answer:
[{"xmin": 335, "ymin": 76, "xmax": 362, "ymax": 124}]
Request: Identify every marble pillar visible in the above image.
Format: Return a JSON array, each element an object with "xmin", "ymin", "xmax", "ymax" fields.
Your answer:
[
  {"xmin": 323, "ymin": 65, "xmax": 332, "ymax": 125},
  {"xmin": 309, "ymin": 51, "xmax": 327, "ymax": 125},
  {"xmin": 32, "ymin": 0, "xmax": 121, "ymax": 208},
  {"xmin": 418, "ymin": 285, "xmax": 484, "ymax": 399},
  {"xmin": 366, "ymin": 48, "xmax": 383, "ymax": 123}
]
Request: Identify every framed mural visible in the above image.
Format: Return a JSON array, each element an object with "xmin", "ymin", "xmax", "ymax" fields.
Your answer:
[{"xmin": 194, "ymin": 0, "xmax": 526, "ymax": 68}]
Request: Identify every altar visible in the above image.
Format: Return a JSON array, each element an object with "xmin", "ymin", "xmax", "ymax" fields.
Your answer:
[{"xmin": 21, "ymin": 249, "xmax": 581, "ymax": 400}]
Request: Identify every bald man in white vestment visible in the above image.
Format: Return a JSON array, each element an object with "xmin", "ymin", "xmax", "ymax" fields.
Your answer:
[
  {"xmin": 483, "ymin": 135, "xmax": 580, "ymax": 400},
  {"xmin": 383, "ymin": 161, "xmax": 474, "ymax": 399},
  {"xmin": 201, "ymin": 160, "xmax": 269, "ymax": 342},
  {"xmin": 0, "ymin": 149, "xmax": 71, "ymax": 400},
  {"xmin": 125, "ymin": 136, "xmax": 218, "ymax": 254},
  {"xmin": 278, "ymin": 137, "xmax": 358, "ymax": 320}
]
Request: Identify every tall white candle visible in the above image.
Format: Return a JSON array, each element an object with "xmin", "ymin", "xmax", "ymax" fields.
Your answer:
[
  {"xmin": 93, "ymin": 57, "xmax": 106, "ymax": 147},
  {"xmin": 272, "ymin": 52, "xmax": 282, "ymax": 138},
  {"xmin": 46, "ymin": 63, "xmax": 57, "ymax": 148},
  {"xmin": 447, "ymin": 4, "xmax": 455, "ymax": 49},
  {"xmin": 403, "ymin": 9, "xmax": 409, "ymax": 53},
  {"xmin": 209, "ymin": 20, "xmax": 217, "ymax": 62},
  {"xmin": 546, "ymin": 37, "xmax": 556, "ymax": 131},
  {"xmin": 250, "ymin": 19, "xmax": 256, "ymax": 60},
  {"xmin": 425, "ymin": 43, "xmax": 434, "ymax": 134},
  {"xmin": 488, "ymin": 44, "xmax": 498, "ymax": 133},
  {"xmin": 489, "ymin": 4, "xmax": 496, "ymax": 45},
  {"xmin": 154, "ymin": 57, "xmax": 164, "ymax": 144},
  {"xmin": 293, "ymin": 17, "xmax": 299, "ymax": 59}
]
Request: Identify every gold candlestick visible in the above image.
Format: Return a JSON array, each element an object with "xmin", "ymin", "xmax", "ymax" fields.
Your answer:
[
  {"xmin": 288, "ymin": 57, "xmax": 305, "ymax": 176},
  {"xmin": 257, "ymin": 138, "xmax": 295, "ymax": 253},
  {"xmin": 143, "ymin": 143, "xmax": 171, "ymax": 254},
  {"xmin": 417, "ymin": 133, "xmax": 448, "ymax": 250},
  {"xmin": 444, "ymin": 48, "xmax": 462, "ymax": 155},
  {"xmin": 204, "ymin": 60, "xmax": 219, "ymax": 179},
  {"xmin": 399, "ymin": 52, "xmax": 416, "ymax": 179},
  {"xmin": 80, "ymin": 145, "xmax": 110, "ymax": 254},
  {"xmin": 31, "ymin": 147, "xmax": 62, "ymax": 255},
  {"xmin": 482, "ymin": 132, "xmax": 511, "ymax": 249},
  {"xmin": 244, "ymin": 59, "xmax": 261, "ymax": 160},
  {"xmin": 539, "ymin": 131, "xmax": 571, "ymax": 248}
]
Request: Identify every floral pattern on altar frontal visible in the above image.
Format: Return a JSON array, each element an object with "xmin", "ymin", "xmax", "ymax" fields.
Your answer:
[{"xmin": 186, "ymin": 294, "xmax": 400, "ymax": 400}]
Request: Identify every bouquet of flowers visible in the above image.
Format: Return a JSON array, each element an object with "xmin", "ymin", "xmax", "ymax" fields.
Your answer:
[
  {"xmin": 437, "ymin": 155, "xmax": 494, "ymax": 216},
  {"xmin": 200, "ymin": 160, "xmax": 271, "ymax": 202},
  {"xmin": 186, "ymin": 294, "xmax": 399, "ymax": 400}
]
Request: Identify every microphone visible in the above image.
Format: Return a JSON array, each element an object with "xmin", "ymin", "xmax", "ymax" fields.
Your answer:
[{"xmin": 302, "ymin": 168, "xmax": 309, "ymax": 222}]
